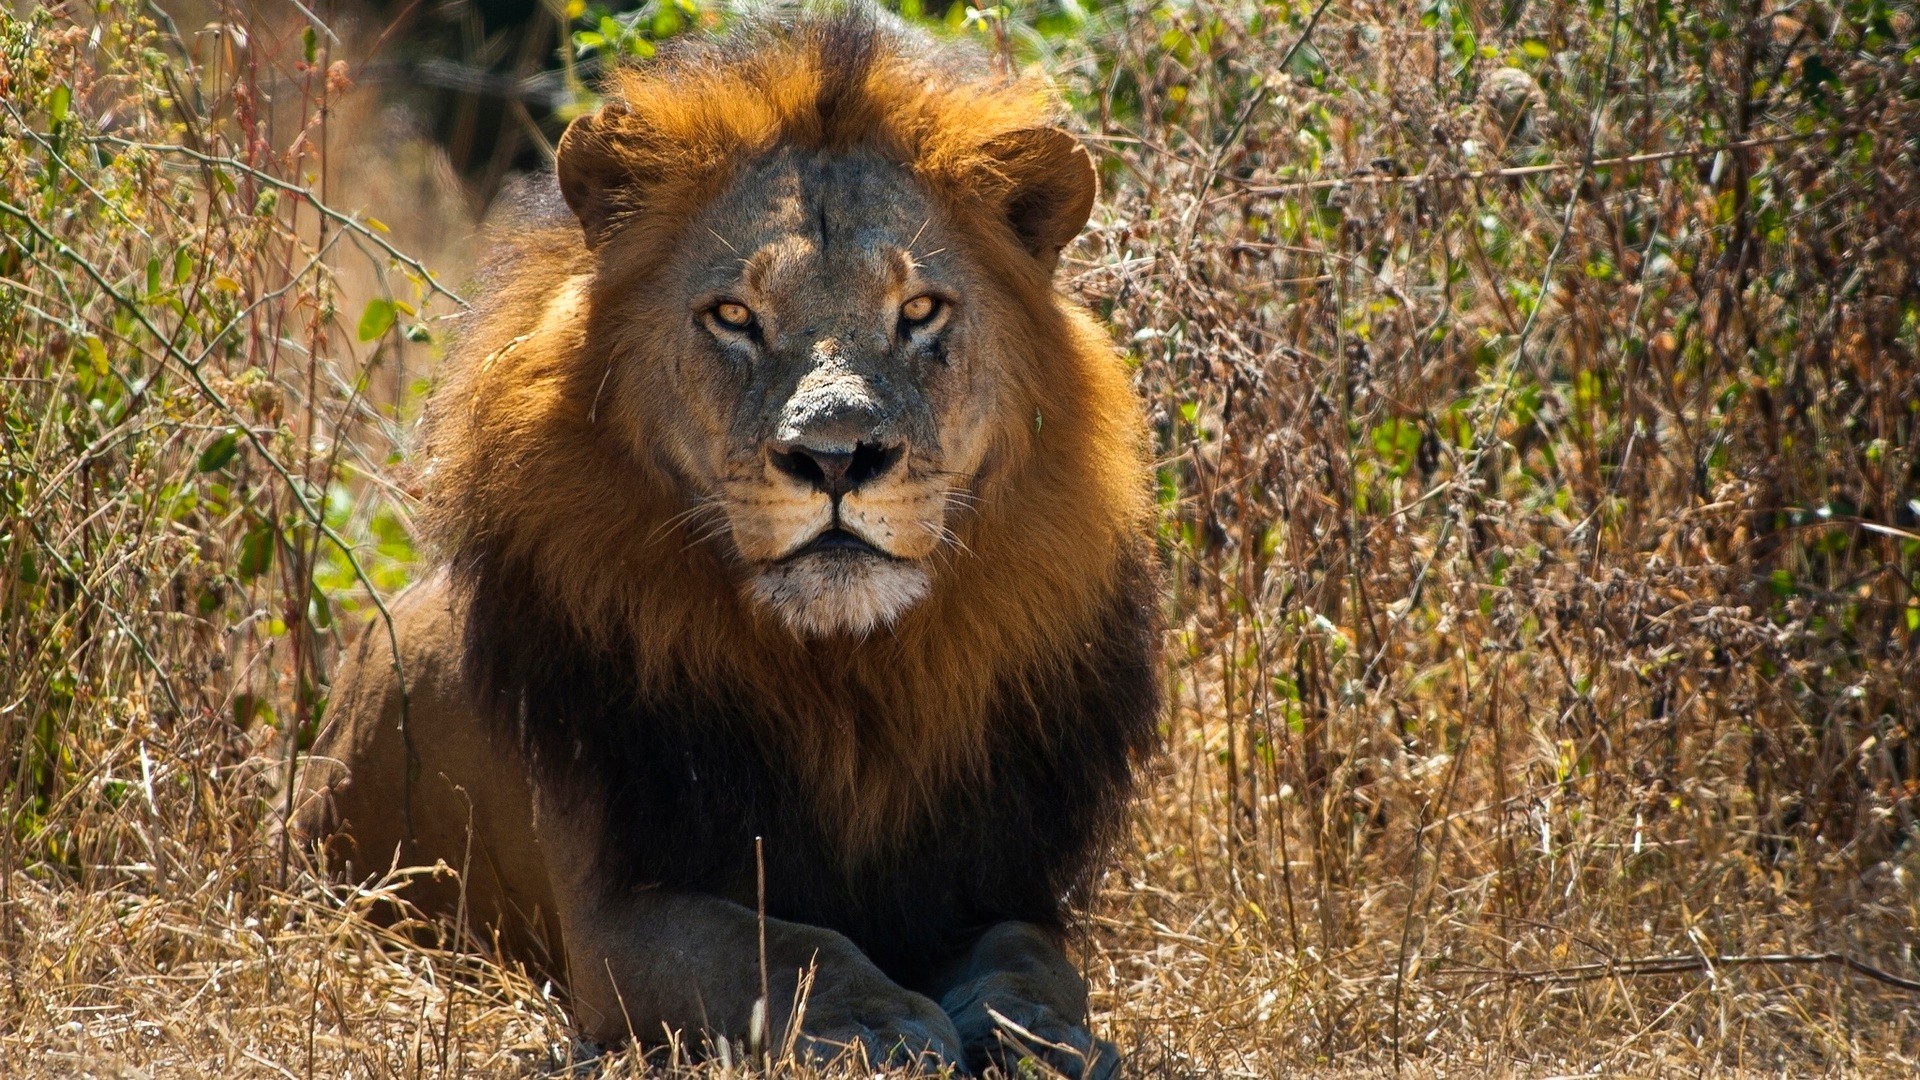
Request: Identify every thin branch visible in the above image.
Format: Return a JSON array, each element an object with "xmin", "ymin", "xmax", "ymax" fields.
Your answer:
[
  {"xmin": 1433, "ymin": 953, "xmax": 1920, "ymax": 995},
  {"xmin": 81, "ymin": 134, "xmax": 466, "ymax": 308},
  {"xmin": 1175, "ymin": 0, "xmax": 1334, "ymax": 255},
  {"xmin": 1235, "ymin": 128, "xmax": 1850, "ymax": 197}
]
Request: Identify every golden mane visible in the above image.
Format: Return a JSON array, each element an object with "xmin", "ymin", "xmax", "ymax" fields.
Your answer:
[{"xmin": 421, "ymin": 14, "xmax": 1155, "ymax": 854}]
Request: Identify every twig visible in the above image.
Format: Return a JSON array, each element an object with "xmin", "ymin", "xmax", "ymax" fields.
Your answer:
[
  {"xmin": 1175, "ymin": 0, "xmax": 1334, "ymax": 255},
  {"xmin": 1432, "ymin": 953, "xmax": 1920, "ymax": 994},
  {"xmin": 80, "ymin": 135, "xmax": 466, "ymax": 308},
  {"xmin": 0, "ymin": 102, "xmax": 153, "ymax": 240},
  {"xmin": 755, "ymin": 834, "xmax": 770, "ymax": 1066},
  {"xmin": 1236, "ymin": 128, "xmax": 1850, "ymax": 196},
  {"xmin": 283, "ymin": 0, "xmax": 343, "ymax": 46}
]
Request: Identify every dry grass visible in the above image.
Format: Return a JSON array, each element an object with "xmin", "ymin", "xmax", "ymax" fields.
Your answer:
[{"xmin": 3, "ymin": 0, "xmax": 1918, "ymax": 1076}]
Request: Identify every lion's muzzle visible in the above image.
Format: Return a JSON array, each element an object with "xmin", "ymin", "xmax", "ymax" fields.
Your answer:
[{"xmin": 738, "ymin": 383, "xmax": 941, "ymax": 636}]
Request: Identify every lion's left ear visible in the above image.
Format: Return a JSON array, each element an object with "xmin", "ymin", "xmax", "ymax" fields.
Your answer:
[{"xmin": 982, "ymin": 127, "xmax": 1097, "ymax": 271}]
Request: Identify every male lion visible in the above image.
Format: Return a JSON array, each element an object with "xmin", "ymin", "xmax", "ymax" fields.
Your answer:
[{"xmin": 292, "ymin": 8, "xmax": 1160, "ymax": 1076}]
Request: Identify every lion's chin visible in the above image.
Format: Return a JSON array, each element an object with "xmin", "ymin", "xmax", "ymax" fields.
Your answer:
[{"xmin": 748, "ymin": 553, "xmax": 931, "ymax": 638}]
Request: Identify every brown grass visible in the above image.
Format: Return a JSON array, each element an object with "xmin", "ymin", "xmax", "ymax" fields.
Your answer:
[{"xmin": 2, "ymin": 0, "xmax": 1917, "ymax": 1076}]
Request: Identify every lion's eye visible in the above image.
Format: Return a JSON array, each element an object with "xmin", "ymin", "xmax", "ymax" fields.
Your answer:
[
  {"xmin": 900, "ymin": 294, "xmax": 941, "ymax": 326},
  {"xmin": 711, "ymin": 301, "xmax": 755, "ymax": 331}
]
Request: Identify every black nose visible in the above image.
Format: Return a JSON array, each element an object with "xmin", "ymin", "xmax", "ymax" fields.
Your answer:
[{"xmin": 771, "ymin": 440, "xmax": 904, "ymax": 497}]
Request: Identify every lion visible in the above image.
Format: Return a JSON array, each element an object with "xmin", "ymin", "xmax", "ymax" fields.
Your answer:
[{"xmin": 291, "ymin": 8, "xmax": 1161, "ymax": 1077}]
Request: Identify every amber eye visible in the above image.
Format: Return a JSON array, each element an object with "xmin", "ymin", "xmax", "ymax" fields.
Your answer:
[
  {"xmin": 900, "ymin": 294, "xmax": 941, "ymax": 325},
  {"xmin": 712, "ymin": 301, "xmax": 754, "ymax": 330}
]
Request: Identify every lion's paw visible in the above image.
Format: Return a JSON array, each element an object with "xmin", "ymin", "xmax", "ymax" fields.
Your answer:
[
  {"xmin": 796, "ymin": 988, "xmax": 966, "ymax": 1075},
  {"xmin": 944, "ymin": 993, "xmax": 1119, "ymax": 1079}
]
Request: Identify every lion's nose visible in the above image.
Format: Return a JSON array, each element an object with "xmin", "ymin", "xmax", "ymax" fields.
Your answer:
[{"xmin": 771, "ymin": 440, "xmax": 904, "ymax": 498}]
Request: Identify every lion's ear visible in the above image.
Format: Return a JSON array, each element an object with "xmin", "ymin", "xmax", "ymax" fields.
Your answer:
[
  {"xmin": 982, "ymin": 127, "xmax": 1097, "ymax": 271},
  {"xmin": 556, "ymin": 105, "xmax": 643, "ymax": 248}
]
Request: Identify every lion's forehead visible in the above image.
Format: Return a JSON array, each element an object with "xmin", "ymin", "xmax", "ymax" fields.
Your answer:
[{"xmin": 696, "ymin": 148, "xmax": 953, "ymax": 309}]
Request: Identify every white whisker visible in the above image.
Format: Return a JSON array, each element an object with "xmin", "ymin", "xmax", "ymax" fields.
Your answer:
[
  {"xmin": 923, "ymin": 518, "xmax": 973, "ymax": 561},
  {"xmin": 649, "ymin": 497, "xmax": 730, "ymax": 549},
  {"xmin": 684, "ymin": 514, "xmax": 737, "ymax": 551}
]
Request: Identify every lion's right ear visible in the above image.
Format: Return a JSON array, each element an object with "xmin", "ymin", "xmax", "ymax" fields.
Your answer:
[{"xmin": 556, "ymin": 105, "xmax": 642, "ymax": 248}]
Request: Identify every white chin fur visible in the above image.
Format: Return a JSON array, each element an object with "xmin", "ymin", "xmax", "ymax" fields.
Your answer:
[{"xmin": 749, "ymin": 554, "xmax": 930, "ymax": 638}]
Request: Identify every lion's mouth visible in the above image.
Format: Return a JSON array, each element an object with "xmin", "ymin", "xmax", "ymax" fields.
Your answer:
[
  {"xmin": 780, "ymin": 527, "xmax": 895, "ymax": 562},
  {"xmin": 752, "ymin": 525, "xmax": 930, "ymax": 636}
]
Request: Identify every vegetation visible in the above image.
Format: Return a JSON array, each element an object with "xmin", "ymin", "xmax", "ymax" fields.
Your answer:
[{"xmin": 2, "ymin": 0, "xmax": 1917, "ymax": 1074}]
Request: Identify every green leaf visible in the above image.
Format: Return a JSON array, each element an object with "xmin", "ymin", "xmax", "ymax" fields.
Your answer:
[
  {"xmin": 232, "ymin": 693, "xmax": 262, "ymax": 729},
  {"xmin": 1370, "ymin": 419, "xmax": 1423, "ymax": 478},
  {"xmin": 81, "ymin": 335, "xmax": 108, "ymax": 376},
  {"xmin": 238, "ymin": 520, "xmax": 276, "ymax": 578},
  {"xmin": 173, "ymin": 246, "xmax": 193, "ymax": 285},
  {"xmin": 196, "ymin": 430, "xmax": 240, "ymax": 472},
  {"xmin": 356, "ymin": 298, "xmax": 396, "ymax": 341},
  {"xmin": 302, "ymin": 25, "xmax": 317, "ymax": 64},
  {"xmin": 49, "ymin": 84, "xmax": 70, "ymax": 126},
  {"xmin": 1799, "ymin": 55, "xmax": 1838, "ymax": 94}
]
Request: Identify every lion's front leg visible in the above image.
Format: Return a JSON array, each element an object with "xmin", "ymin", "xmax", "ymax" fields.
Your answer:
[
  {"xmin": 532, "ymin": 791, "xmax": 962, "ymax": 1070},
  {"xmin": 931, "ymin": 921, "xmax": 1120, "ymax": 1079}
]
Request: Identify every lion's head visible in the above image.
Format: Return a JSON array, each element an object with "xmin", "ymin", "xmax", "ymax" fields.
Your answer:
[
  {"xmin": 528, "ymin": 18, "xmax": 1098, "ymax": 638},
  {"xmin": 427, "ymin": 10, "xmax": 1150, "ymax": 753}
]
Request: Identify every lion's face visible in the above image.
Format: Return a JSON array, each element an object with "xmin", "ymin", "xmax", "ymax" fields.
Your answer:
[{"xmin": 598, "ymin": 149, "xmax": 1005, "ymax": 637}]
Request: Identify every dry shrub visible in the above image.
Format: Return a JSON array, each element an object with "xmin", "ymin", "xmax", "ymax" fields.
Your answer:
[
  {"xmin": 0, "ymin": 1, "xmax": 491, "ymax": 1073},
  {"xmin": 1069, "ymin": 1, "xmax": 1920, "ymax": 1073},
  {"xmin": 2, "ymin": 0, "xmax": 1918, "ymax": 1076}
]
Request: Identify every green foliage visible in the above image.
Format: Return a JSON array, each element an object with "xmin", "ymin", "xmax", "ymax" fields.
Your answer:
[
  {"xmin": 355, "ymin": 297, "xmax": 396, "ymax": 342},
  {"xmin": 1, "ymin": 4, "xmax": 437, "ymax": 866},
  {"xmin": 569, "ymin": 0, "xmax": 705, "ymax": 60}
]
